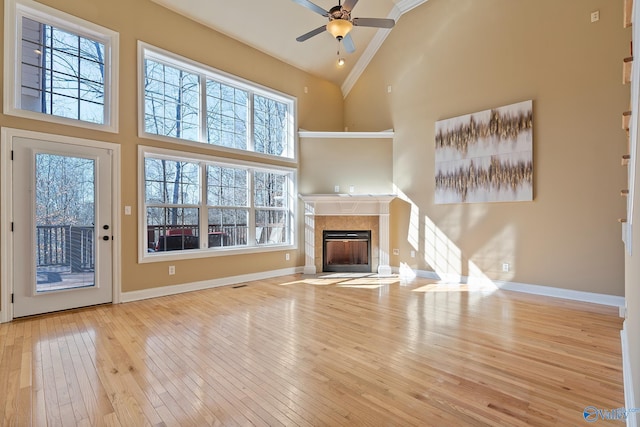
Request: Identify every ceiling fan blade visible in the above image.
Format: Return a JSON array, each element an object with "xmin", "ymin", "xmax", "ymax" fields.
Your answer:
[
  {"xmin": 292, "ymin": 0, "xmax": 329, "ymax": 17},
  {"xmin": 342, "ymin": 0, "xmax": 359, "ymax": 12},
  {"xmin": 342, "ymin": 33, "xmax": 356, "ymax": 53},
  {"xmin": 353, "ymin": 17, "xmax": 395, "ymax": 28},
  {"xmin": 296, "ymin": 25, "xmax": 327, "ymax": 42}
]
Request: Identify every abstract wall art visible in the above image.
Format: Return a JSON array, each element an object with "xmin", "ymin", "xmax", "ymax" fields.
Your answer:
[{"xmin": 434, "ymin": 100, "xmax": 533, "ymax": 204}]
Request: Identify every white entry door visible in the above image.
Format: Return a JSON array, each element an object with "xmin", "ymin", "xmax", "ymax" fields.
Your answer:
[{"xmin": 12, "ymin": 136, "xmax": 113, "ymax": 318}]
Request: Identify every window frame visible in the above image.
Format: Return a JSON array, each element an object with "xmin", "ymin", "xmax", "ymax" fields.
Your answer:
[
  {"xmin": 3, "ymin": 0, "xmax": 119, "ymax": 132},
  {"xmin": 137, "ymin": 42, "xmax": 297, "ymax": 163},
  {"xmin": 138, "ymin": 145, "xmax": 297, "ymax": 263}
]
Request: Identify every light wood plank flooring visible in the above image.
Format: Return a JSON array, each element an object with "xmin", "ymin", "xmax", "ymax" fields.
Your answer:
[{"xmin": 0, "ymin": 274, "xmax": 624, "ymax": 426}]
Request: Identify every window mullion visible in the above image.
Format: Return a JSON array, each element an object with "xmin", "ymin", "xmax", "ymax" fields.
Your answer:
[
  {"xmin": 247, "ymin": 92, "xmax": 254, "ymax": 152},
  {"xmin": 200, "ymin": 75, "xmax": 207, "ymax": 143},
  {"xmin": 76, "ymin": 35, "xmax": 81, "ymax": 120},
  {"xmin": 200, "ymin": 162, "xmax": 208, "ymax": 249},
  {"xmin": 248, "ymin": 169, "xmax": 255, "ymax": 245}
]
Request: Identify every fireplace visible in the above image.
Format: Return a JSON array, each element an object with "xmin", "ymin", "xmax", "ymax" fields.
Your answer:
[
  {"xmin": 299, "ymin": 194, "xmax": 396, "ymax": 276},
  {"xmin": 323, "ymin": 230, "xmax": 371, "ymax": 273}
]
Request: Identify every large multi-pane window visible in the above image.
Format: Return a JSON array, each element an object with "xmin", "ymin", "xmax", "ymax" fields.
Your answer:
[
  {"xmin": 4, "ymin": 0, "xmax": 118, "ymax": 131},
  {"xmin": 141, "ymin": 148, "xmax": 294, "ymax": 261},
  {"xmin": 140, "ymin": 43, "xmax": 295, "ymax": 160}
]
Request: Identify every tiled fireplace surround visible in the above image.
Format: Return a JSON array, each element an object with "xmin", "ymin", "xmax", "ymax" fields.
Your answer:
[{"xmin": 299, "ymin": 194, "xmax": 396, "ymax": 276}]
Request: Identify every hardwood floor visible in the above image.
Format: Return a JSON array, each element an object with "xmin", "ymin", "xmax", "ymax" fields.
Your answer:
[{"xmin": 0, "ymin": 274, "xmax": 624, "ymax": 426}]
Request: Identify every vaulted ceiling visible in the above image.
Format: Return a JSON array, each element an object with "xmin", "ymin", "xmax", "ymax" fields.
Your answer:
[{"xmin": 150, "ymin": 0, "xmax": 427, "ymax": 95}]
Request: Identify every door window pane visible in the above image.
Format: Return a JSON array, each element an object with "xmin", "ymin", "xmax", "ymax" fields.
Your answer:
[{"xmin": 35, "ymin": 153, "xmax": 96, "ymax": 292}]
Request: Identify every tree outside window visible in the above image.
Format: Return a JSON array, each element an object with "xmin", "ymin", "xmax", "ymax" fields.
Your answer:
[{"xmin": 21, "ymin": 17, "xmax": 106, "ymax": 124}]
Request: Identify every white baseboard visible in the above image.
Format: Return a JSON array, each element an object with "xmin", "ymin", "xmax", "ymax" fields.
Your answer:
[
  {"xmin": 495, "ymin": 280, "xmax": 625, "ymax": 307},
  {"xmin": 120, "ymin": 267, "xmax": 303, "ymax": 303},
  {"xmin": 406, "ymin": 268, "xmax": 625, "ymax": 308},
  {"xmin": 622, "ymin": 322, "xmax": 639, "ymax": 427},
  {"xmin": 410, "ymin": 269, "xmax": 441, "ymax": 280}
]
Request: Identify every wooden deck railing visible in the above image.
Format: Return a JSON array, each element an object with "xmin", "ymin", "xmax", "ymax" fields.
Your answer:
[{"xmin": 36, "ymin": 225, "xmax": 94, "ymax": 272}]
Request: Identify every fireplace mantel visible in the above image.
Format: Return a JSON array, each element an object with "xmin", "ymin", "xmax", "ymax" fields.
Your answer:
[
  {"xmin": 299, "ymin": 194, "xmax": 396, "ymax": 276},
  {"xmin": 299, "ymin": 194, "xmax": 396, "ymax": 216}
]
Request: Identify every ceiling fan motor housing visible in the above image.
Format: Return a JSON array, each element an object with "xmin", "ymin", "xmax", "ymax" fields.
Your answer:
[{"xmin": 329, "ymin": 5, "xmax": 350, "ymax": 21}]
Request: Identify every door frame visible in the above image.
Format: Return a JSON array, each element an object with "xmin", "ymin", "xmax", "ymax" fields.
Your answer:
[{"xmin": 0, "ymin": 127, "xmax": 121, "ymax": 322}]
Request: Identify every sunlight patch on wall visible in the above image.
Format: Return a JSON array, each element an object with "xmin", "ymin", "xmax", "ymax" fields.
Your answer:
[
  {"xmin": 394, "ymin": 186, "xmax": 420, "ymax": 250},
  {"xmin": 399, "ymin": 262, "xmax": 417, "ymax": 280},
  {"xmin": 424, "ymin": 215, "xmax": 462, "ymax": 282},
  {"xmin": 467, "ymin": 260, "xmax": 498, "ymax": 289},
  {"xmin": 470, "ymin": 224, "xmax": 516, "ymax": 282}
]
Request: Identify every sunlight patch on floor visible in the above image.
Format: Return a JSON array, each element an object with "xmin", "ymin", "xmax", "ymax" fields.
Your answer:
[
  {"xmin": 336, "ymin": 283, "xmax": 386, "ymax": 289},
  {"xmin": 279, "ymin": 278, "xmax": 344, "ymax": 286},
  {"xmin": 318, "ymin": 273, "xmax": 373, "ymax": 279},
  {"xmin": 412, "ymin": 282, "xmax": 497, "ymax": 293},
  {"xmin": 337, "ymin": 277, "xmax": 399, "ymax": 286},
  {"xmin": 279, "ymin": 275, "xmax": 400, "ymax": 288}
]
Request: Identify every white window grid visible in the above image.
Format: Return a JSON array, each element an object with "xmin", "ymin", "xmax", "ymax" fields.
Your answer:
[
  {"xmin": 3, "ymin": 0, "xmax": 119, "ymax": 132},
  {"xmin": 139, "ymin": 146, "xmax": 296, "ymax": 263},
  {"xmin": 138, "ymin": 42, "xmax": 297, "ymax": 161}
]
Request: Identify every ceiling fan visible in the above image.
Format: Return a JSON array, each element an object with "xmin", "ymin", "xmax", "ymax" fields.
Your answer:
[{"xmin": 293, "ymin": 0, "xmax": 395, "ymax": 53}]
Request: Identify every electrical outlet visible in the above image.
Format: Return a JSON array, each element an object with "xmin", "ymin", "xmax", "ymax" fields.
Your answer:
[
  {"xmin": 124, "ymin": 205, "xmax": 132, "ymax": 215},
  {"xmin": 285, "ymin": 253, "xmax": 290, "ymax": 261},
  {"xmin": 410, "ymin": 250, "xmax": 416, "ymax": 258},
  {"xmin": 349, "ymin": 185, "xmax": 355, "ymax": 193},
  {"xmin": 393, "ymin": 248, "xmax": 399, "ymax": 256},
  {"xmin": 502, "ymin": 263, "xmax": 510, "ymax": 272},
  {"xmin": 590, "ymin": 10, "xmax": 600, "ymax": 23},
  {"xmin": 334, "ymin": 185, "xmax": 340, "ymax": 193},
  {"xmin": 168, "ymin": 265, "xmax": 175, "ymax": 275}
]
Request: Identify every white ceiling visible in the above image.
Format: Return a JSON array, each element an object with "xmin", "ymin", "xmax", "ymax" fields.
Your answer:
[{"xmin": 150, "ymin": 0, "xmax": 426, "ymax": 95}]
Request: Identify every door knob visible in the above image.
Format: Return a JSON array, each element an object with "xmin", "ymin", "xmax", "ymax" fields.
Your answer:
[{"xmin": 102, "ymin": 236, "xmax": 110, "ymax": 241}]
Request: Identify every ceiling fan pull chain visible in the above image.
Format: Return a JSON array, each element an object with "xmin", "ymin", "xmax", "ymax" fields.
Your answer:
[{"xmin": 336, "ymin": 39, "xmax": 345, "ymax": 67}]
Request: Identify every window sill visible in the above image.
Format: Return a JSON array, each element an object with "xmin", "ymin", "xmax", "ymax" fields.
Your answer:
[
  {"xmin": 138, "ymin": 243, "xmax": 297, "ymax": 264},
  {"xmin": 138, "ymin": 131, "xmax": 297, "ymax": 165},
  {"xmin": 3, "ymin": 107, "xmax": 118, "ymax": 134}
]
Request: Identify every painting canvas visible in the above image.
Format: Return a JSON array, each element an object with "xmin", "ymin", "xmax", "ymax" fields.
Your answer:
[{"xmin": 434, "ymin": 100, "xmax": 533, "ymax": 204}]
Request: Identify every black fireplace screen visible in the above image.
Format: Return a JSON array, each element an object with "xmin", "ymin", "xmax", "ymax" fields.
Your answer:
[{"xmin": 323, "ymin": 230, "xmax": 371, "ymax": 273}]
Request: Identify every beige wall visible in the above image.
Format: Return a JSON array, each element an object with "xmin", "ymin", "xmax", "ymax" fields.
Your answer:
[
  {"xmin": 299, "ymin": 137, "xmax": 393, "ymax": 195},
  {"xmin": 0, "ymin": 0, "xmax": 344, "ymax": 297},
  {"xmin": 344, "ymin": 0, "xmax": 630, "ymax": 295}
]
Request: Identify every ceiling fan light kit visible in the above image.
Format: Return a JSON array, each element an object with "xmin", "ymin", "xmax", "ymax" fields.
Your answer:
[{"xmin": 327, "ymin": 18, "xmax": 353, "ymax": 39}]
